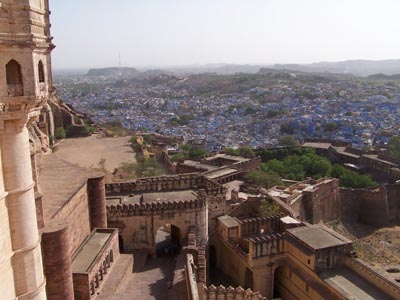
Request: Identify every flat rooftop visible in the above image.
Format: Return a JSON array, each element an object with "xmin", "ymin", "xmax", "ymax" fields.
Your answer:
[
  {"xmin": 106, "ymin": 190, "xmax": 197, "ymax": 205},
  {"xmin": 72, "ymin": 231, "xmax": 111, "ymax": 273},
  {"xmin": 322, "ymin": 266, "xmax": 395, "ymax": 300},
  {"xmin": 40, "ymin": 155, "xmax": 102, "ymax": 220},
  {"xmin": 204, "ymin": 168, "xmax": 238, "ymax": 179},
  {"xmin": 218, "ymin": 215, "xmax": 240, "ymax": 228},
  {"xmin": 181, "ymin": 160, "xmax": 219, "ymax": 171},
  {"xmin": 287, "ymin": 225, "xmax": 352, "ymax": 250}
]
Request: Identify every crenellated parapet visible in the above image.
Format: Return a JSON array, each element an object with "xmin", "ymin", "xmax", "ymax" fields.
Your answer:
[
  {"xmin": 201, "ymin": 285, "xmax": 266, "ymax": 300},
  {"xmin": 106, "ymin": 173, "xmax": 226, "ymax": 197},
  {"xmin": 107, "ymin": 198, "xmax": 207, "ymax": 217},
  {"xmin": 247, "ymin": 233, "xmax": 284, "ymax": 259},
  {"xmin": 238, "ymin": 214, "xmax": 284, "ymax": 237},
  {"xmin": 107, "ymin": 174, "xmax": 200, "ymax": 193}
]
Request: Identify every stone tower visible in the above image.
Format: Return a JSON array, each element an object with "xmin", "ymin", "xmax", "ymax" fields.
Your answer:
[{"xmin": 0, "ymin": 0, "xmax": 53, "ymax": 299}]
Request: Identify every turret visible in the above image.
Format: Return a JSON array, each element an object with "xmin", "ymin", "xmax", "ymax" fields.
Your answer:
[{"xmin": 0, "ymin": 0, "xmax": 55, "ymax": 299}]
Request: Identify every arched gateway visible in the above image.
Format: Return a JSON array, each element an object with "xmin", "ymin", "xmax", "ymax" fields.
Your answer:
[{"xmin": 105, "ymin": 174, "xmax": 226, "ymax": 256}]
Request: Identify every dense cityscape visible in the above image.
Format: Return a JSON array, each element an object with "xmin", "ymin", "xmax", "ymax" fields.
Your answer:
[{"xmin": 54, "ymin": 69, "xmax": 400, "ymax": 150}]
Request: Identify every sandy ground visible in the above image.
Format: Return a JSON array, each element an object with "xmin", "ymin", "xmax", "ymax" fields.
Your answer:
[{"xmin": 53, "ymin": 135, "xmax": 136, "ymax": 172}]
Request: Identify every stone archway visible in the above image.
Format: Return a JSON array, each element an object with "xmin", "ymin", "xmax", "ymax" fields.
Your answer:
[
  {"xmin": 244, "ymin": 267, "xmax": 253, "ymax": 290},
  {"xmin": 118, "ymin": 234, "xmax": 124, "ymax": 253},
  {"xmin": 273, "ymin": 265, "xmax": 284, "ymax": 299},
  {"xmin": 154, "ymin": 224, "xmax": 181, "ymax": 257}
]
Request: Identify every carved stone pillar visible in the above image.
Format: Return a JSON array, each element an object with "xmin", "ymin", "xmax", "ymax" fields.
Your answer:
[{"xmin": 2, "ymin": 118, "xmax": 47, "ymax": 300}]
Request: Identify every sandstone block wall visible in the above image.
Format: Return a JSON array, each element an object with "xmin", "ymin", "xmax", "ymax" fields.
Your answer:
[
  {"xmin": 302, "ymin": 179, "xmax": 340, "ymax": 224},
  {"xmin": 339, "ymin": 187, "xmax": 389, "ymax": 227},
  {"xmin": 52, "ymin": 184, "xmax": 91, "ymax": 256},
  {"xmin": 385, "ymin": 184, "xmax": 400, "ymax": 222}
]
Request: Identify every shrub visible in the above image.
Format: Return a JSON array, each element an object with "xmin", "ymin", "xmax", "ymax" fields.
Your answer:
[{"xmin": 54, "ymin": 127, "xmax": 66, "ymax": 140}]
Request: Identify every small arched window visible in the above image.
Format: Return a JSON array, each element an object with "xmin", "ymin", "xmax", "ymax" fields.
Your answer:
[
  {"xmin": 6, "ymin": 59, "xmax": 22, "ymax": 85},
  {"xmin": 38, "ymin": 60, "xmax": 45, "ymax": 83},
  {"xmin": 6, "ymin": 59, "xmax": 23, "ymax": 96}
]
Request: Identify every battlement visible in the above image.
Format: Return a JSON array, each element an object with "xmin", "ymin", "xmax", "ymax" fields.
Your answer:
[
  {"xmin": 238, "ymin": 215, "xmax": 284, "ymax": 237},
  {"xmin": 105, "ymin": 173, "xmax": 225, "ymax": 196},
  {"xmin": 106, "ymin": 198, "xmax": 207, "ymax": 217},
  {"xmin": 201, "ymin": 285, "xmax": 266, "ymax": 300},
  {"xmin": 247, "ymin": 233, "xmax": 284, "ymax": 259}
]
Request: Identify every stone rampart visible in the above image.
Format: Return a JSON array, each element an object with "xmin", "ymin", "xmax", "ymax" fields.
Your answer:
[
  {"xmin": 107, "ymin": 198, "xmax": 207, "ymax": 217},
  {"xmin": 161, "ymin": 151, "xmax": 177, "ymax": 173},
  {"xmin": 339, "ymin": 187, "xmax": 389, "ymax": 226},
  {"xmin": 386, "ymin": 183, "xmax": 400, "ymax": 222},
  {"xmin": 232, "ymin": 156, "xmax": 261, "ymax": 172},
  {"xmin": 105, "ymin": 174, "xmax": 224, "ymax": 196}
]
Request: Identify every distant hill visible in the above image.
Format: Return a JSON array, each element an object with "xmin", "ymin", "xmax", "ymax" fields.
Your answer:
[
  {"xmin": 86, "ymin": 67, "xmax": 138, "ymax": 77},
  {"xmin": 269, "ymin": 60, "xmax": 400, "ymax": 76},
  {"xmin": 367, "ymin": 73, "xmax": 400, "ymax": 80},
  {"xmin": 167, "ymin": 64, "xmax": 262, "ymax": 75}
]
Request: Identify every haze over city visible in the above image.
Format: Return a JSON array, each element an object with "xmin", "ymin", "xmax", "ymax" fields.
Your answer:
[{"xmin": 51, "ymin": 0, "xmax": 400, "ymax": 69}]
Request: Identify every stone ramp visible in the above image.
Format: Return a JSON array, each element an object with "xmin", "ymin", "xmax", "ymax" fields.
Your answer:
[
  {"xmin": 322, "ymin": 265, "xmax": 395, "ymax": 300},
  {"xmin": 94, "ymin": 254, "xmax": 134, "ymax": 300},
  {"xmin": 110, "ymin": 256, "xmax": 176, "ymax": 299}
]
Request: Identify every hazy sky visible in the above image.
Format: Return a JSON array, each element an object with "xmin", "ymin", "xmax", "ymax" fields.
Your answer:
[{"xmin": 50, "ymin": 0, "xmax": 400, "ymax": 69}]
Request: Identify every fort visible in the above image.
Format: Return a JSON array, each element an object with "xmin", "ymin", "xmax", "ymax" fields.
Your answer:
[{"xmin": 1, "ymin": 2, "xmax": 400, "ymax": 300}]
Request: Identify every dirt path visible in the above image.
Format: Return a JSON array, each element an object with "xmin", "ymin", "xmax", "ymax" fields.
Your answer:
[{"xmin": 53, "ymin": 135, "xmax": 136, "ymax": 173}]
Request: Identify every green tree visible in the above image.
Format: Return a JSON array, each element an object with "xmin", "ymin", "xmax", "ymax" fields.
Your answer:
[
  {"xmin": 238, "ymin": 146, "xmax": 255, "ymax": 158},
  {"xmin": 323, "ymin": 122, "xmax": 339, "ymax": 132},
  {"xmin": 257, "ymin": 198, "xmax": 281, "ymax": 217},
  {"xmin": 388, "ymin": 136, "xmax": 400, "ymax": 157},
  {"xmin": 189, "ymin": 148, "xmax": 207, "ymax": 158},
  {"xmin": 279, "ymin": 135, "xmax": 298, "ymax": 147},
  {"xmin": 171, "ymin": 153, "xmax": 186, "ymax": 162},
  {"xmin": 263, "ymin": 159, "xmax": 285, "ymax": 174},
  {"xmin": 181, "ymin": 144, "xmax": 191, "ymax": 152},
  {"xmin": 280, "ymin": 123, "xmax": 295, "ymax": 134},
  {"xmin": 224, "ymin": 148, "xmax": 240, "ymax": 156},
  {"xmin": 244, "ymin": 170, "xmax": 283, "ymax": 188}
]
